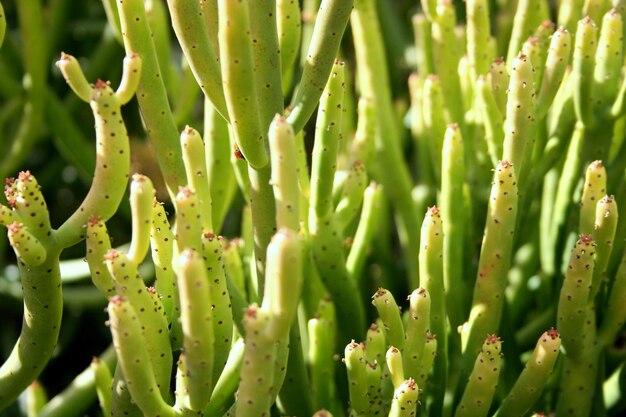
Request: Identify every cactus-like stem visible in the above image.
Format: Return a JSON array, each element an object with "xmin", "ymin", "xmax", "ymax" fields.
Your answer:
[
  {"xmin": 26, "ymin": 381, "xmax": 47, "ymax": 417},
  {"xmin": 128, "ymin": 174, "xmax": 155, "ymax": 265},
  {"xmin": 200, "ymin": 232, "xmax": 233, "ymax": 378},
  {"xmin": 557, "ymin": 235, "xmax": 595, "ymax": 359},
  {"xmin": 174, "ymin": 186, "xmax": 203, "ymax": 254},
  {"xmin": 107, "ymin": 295, "xmax": 174, "ymax": 417},
  {"xmin": 277, "ymin": 0, "xmax": 301, "ymax": 91},
  {"xmin": 335, "ymin": 161, "xmax": 367, "ymax": 231},
  {"xmin": 441, "ymin": 125, "xmax": 466, "ymax": 328},
  {"xmin": 105, "ymin": 250, "xmax": 172, "ymax": 397},
  {"xmin": 502, "ymin": 53, "xmax": 536, "ymax": 182},
  {"xmin": 176, "ymin": 249, "xmax": 215, "ymax": 411},
  {"xmin": 204, "ymin": 100, "xmax": 237, "ymax": 232},
  {"xmin": 165, "ymin": 0, "xmax": 228, "ymax": 120},
  {"xmin": 412, "ymin": 14, "xmax": 435, "ymax": 75},
  {"xmin": 56, "ymin": 54, "xmax": 133, "ymax": 248},
  {"xmin": 464, "ymin": 161, "xmax": 517, "ymax": 362},
  {"xmin": 590, "ymin": 195, "xmax": 618, "ymax": 299},
  {"xmin": 346, "ymin": 183, "xmax": 383, "ymax": 282},
  {"xmin": 235, "ymin": 306, "xmax": 277, "ymax": 417},
  {"xmin": 202, "ymin": 338, "xmax": 244, "ymax": 416},
  {"xmin": 431, "ymin": 1, "xmax": 464, "ymax": 125},
  {"xmin": 0, "ymin": 178, "xmax": 61, "ymax": 409},
  {"xmin": 389, "ymin": 379, "xmax": 419, "ymax": 417},
  {"xmin": 536, "ymin": 27, "xmax": 571, "ymax": 119},
  {"xmin": 260, "ymin": 229, "xmax": 302, "ymax": 340},
  {"xmin": 150, "ymin": 200, "xmax": 177, "ymax": 325},
  {"xmin": 115, "ymin": 53, "xmax": 142, "ymax": 105},
  {"xmin": 217, "ymin": 0, "xmax": 267, "ymax": 169},
  {"xmin": 372, "ymin": 288, "xmax": 405, "ymax": 351},
  {"xmin": 419, "ymin": 206, "xmax": 446, "ymax": 413},
  {"xmin": 494, "ymin": 329, "xmax": 561, "ymax": 417},
  {"xmin": 466, "ymin": 0, "xmax": 492, "ymax": 80},
  {"xmin": 507, "ymin": 0, "xmax": 548, "ymax": 68},
  {"xmin": 287, "ymin": 0, "xmax": 354, "ymax": 132},
  {"xmin": 489, "ymin": 58, "xmax": 509, "ymax": 116},
  {"xmin": 6, "ymin": 221, "xmax": 46, "ymax": 266},
  {"xmin": 594, "ymin": 9, "xmax": 623, "ymax": 110},
  {"xmin": 91, "ymin": 357, "xmax": 113, "ymax": 417},
  {"xmin": 308, "ymin": 299, "xmax": 337, "ymax": 413},
  {"xmin": 85, "ymin": 217, "xmax": 116, "ymax": 295},
  {"xmin": 573, "ymin": 16, "xmax": 599, "ymax": 128},
  {"xmin": 455, "ymin": 335, "xmax": 502, "ymax": 417},
  {"xmin": 579, "ymin": 160, "xmax": 607, "ymax": 235},
  {"xmin": 422, "ymin": 76, "xmax": 447, "ymax": 181},
  {"xmin": 477, "ymin": 76, "xmax": 504, "ymax": 166},
  {"xmin": 181, "ymin": 126, "xmax": 213, "ymax": 232},
  {"xmin": 116, "ymin": 0, "xmax": 187, "ymax": 196},
  {"xmin": 416, "ymin": 333, "xmax": 437, "ymax": 390},
  {"xmin": 247, "ymin": 0, "xmax": 283, "ymax": 127},
  {"xmin": 344, "ymin": 340, "xmax": 369, "ymax": 415},
  {"xmin": 599, "ymin": 248, "xmax": 626, "ymax": 346},
  {"xmin": 269, "ymin": 115, "xmax": 300, "ymax": 231},
  {"xmin": 404, "ymin": 288, "xmax": 431, "ymax": 381},
  {"xmin": 387, "ymin": 347, "xmax": 405, "ymax": 391},
  {"xmin": 55, "ymin": 53, "xmax": 92, "ymax": 103}
]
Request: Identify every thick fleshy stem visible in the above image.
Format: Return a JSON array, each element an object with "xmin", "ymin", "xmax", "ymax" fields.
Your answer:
[
  {"xmin": 455, "ymin": 335, "xmax": 503, "ymax": 417},
  {"xmin": 308, "ymin": 299, "xmax": 338, "ymax": 413},
  {"xmin": 389, "ymin": 379, "xmax": 419, "ymax": 417},
  {"xmin": 477, "ymin": 76, "xmax": 505, "ymax": 167},
  {"xmin": 441, "ymin": 124, "xmax": 466, "ymax": 328},
  {"xmin": 116, "ymin": 0, "xmax": 187, "ymax": 196},
  {"xmin": 286, "ymin": 0, "xmax": 354, "ymax": 132},
  {"xmin": 150, "ymin": 200, "xmax": 178, "ymax": 328},
  {"xmin": 502, "ymin": 53, "xmax": 536, "ymax": 185},
  {"xmin": 466, "ymin": 0, "xmax": 492, "ymax": 80},
  {"xmin": 174, "ymin": 186, "xmax": 203, "ymax": 254},
  {"xmin": 0, "ymin": 174, "xmax": 61, "ymax": 409},
  {"xmin": 91, "ymin": 357, "xmax": 113, "ymax": 417},
  {"xmin": 507, "ymin": 0, "xmax": 548, "ymax": 68},
  {"xmin": 309, "ymin": 61, "xmax": 365, "ymax": 339},
  {"xmin": 269, "ymin": 115, "xmax": 300, "ymax": 231},
  {"xmin": 128, "ymin": 174, "xmax": 155, "ymax": 265},
  {"xmin": 599, "ymin": 248, "xmax": 626, "ymax": 346},
  {"xmin": 489, "ymin": 57, "xmax": 509, "ymax": 116},
  {"xmin": 419, "ymin": 206, "xmax": 447, "ymax": 414},
  {"xmin": 387, "ymin": 347, "xmax": 405, "ymax": 391},
  {"xmin": 572, "ymin": 16, "xmax": 599, "ymax": 128},
  {"xmin": 590, "ymin": 195, "xmax": 618, "ymax": 299},
  {"xmin": 203, "ymin": 338, "xmax": 245, "ymax": 417},
  {"xmin": 55, "ymin": 53, "xmax": 138, "ymax": 248},
  {"xmin": 165, "ymin": 0, "xmax": 228, "ymax": 120},
  {"xmin": 372, "ymin": 288, "xmax": 405, "ymax": 351},
  {"xmin": 431, "ymin": 1, "xmax": 464, "ymax": 125},
  {"xmin": 579, "ymin": 160, "xmax": 607, "ymax": 235},
  {"xmin": 404, "ymin": 288, "xmax": 431, "ymax": 380},
  {"xmin": 181, "ymin": 126, "xmax": 213, "ymax": 231},
  {"xmin": 422, "ymin": 75, "xmax": 447, "ymax": 181},
  {"xmin": 217, "ymin": 0, "xmax": 267, "ymax": 169},
  {"xmin": 204, "ymin": 100, "xmax": 237, "ymax": 232},
  {"xmin": 107, "ymin": 295, "xmax": 174, "ymax": 417},
  {"xmin": 594, "ymin": 9, "xmax": 623, "ymax": 111},
  {"xmin": 536, "ymin": 27, "xmax": 572, "ymax": 119},
  {"xmin": 494, "ymin": 329, "xmax": 561, "ymax": 417},
  {"xmin": 235, "ymin": 306, "xmax": 276, "ymax": 417},
  {"xmin": 176, "ymin": 249, "xmax": 215, "ymax": 411},
  {"xmin": 201, "ymin": 231, "xmax": 234, "ymax": 380},
  {"xmin": 277, "ymin": 0, "xmax": 301, "ymax": 91},
  {"xmin": 557, "ymin": 235, "xmax": 595, "ymax": 359},
  {"xmin": 105, "ymin": 250, "xmax": 172, "ymax": 398},
  {"xmin": 346, "ymin": 183, "xmax": 383, "ymax": 283},
  {"xmin": 335, "ymin": 161, "xmax": 367, "ymax": 231},
  {"xmin": 344, "ymin": 340, "xmax": 369, "ymax": 415},
  {"xmin": 26, "ymin": 381, "xmax": 47, "ymax": 417},
  {"xmin": 415, "ymin": 333, "xmax": 437, "ymax": 391},
  {"xmin": 85, "ymin": 216, "xmax": 116, "ymax": 295},
  {"xmin": 463, "ymin": 161, "xmax": 517, "ymax": 364}
]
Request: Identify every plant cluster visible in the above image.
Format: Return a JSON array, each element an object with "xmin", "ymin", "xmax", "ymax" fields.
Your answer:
[{"xmin": 1, "ymin": 0, "xmax": 626, "ymax": 416}]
